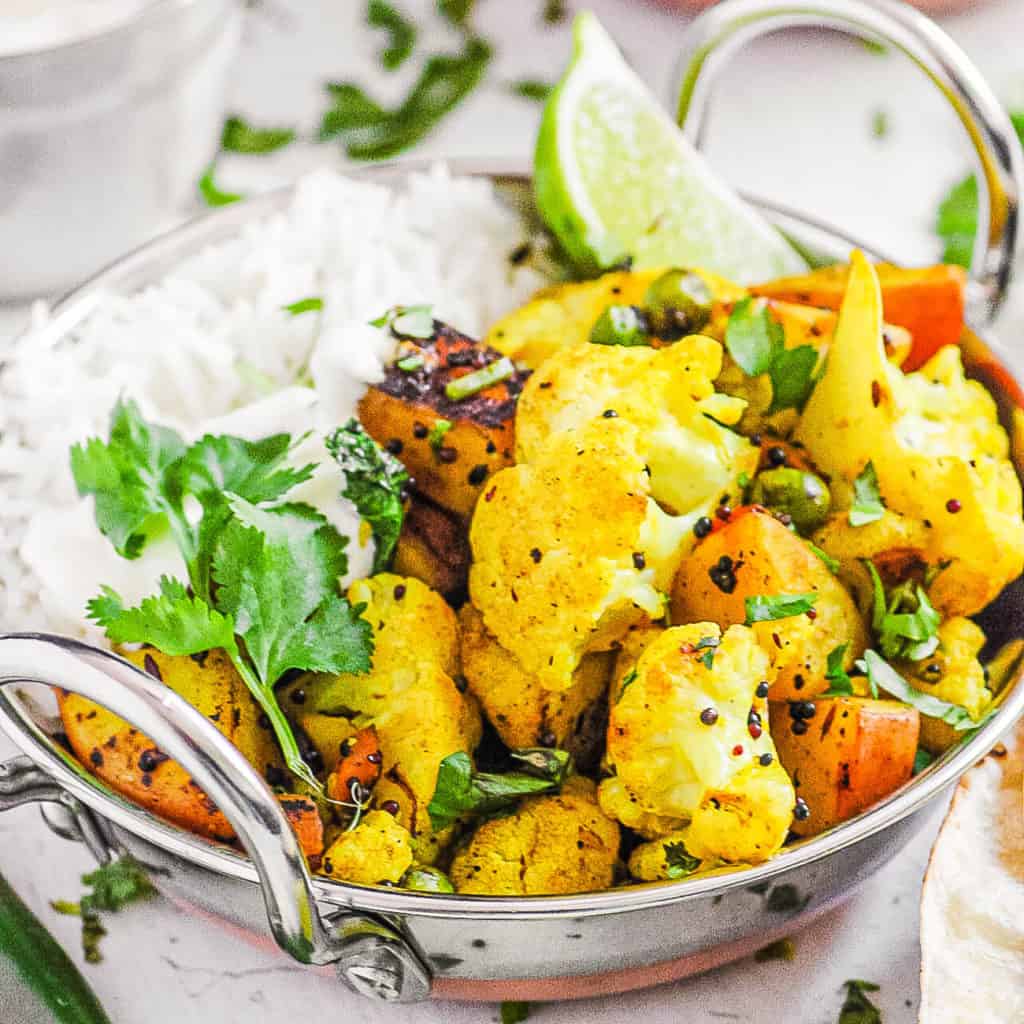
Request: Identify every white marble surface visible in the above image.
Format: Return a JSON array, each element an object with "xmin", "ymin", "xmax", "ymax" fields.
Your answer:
[{"xmin": 1, "ymin": 0, "xmax": 1023, "ymax": 1021}]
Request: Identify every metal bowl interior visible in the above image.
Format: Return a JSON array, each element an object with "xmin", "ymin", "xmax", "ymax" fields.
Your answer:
[{"xmin": 4, "ymin": 158, "xmax": 1024, "ymax": 928}]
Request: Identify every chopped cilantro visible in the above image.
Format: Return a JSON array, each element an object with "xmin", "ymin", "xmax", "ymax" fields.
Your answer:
[
  {"xmin": 326, "ymin": 419, "xmax": 409, "ymax": 573},
  {"xmin": 511, "ymin": 79, "xmax": 554, "ymax": 102},
  {"xmin": 220, "ymin": 115, "xmax": 295, "ymax": 154},
  {"xmin": 849, "ymin": 461, "xmax": 884, "ymax": 526},
  {"xmin": 809, "ymin": 543, "xmax": 840, "ymax": 574},
  {"xmin": 912, "ymin": 747, "xmax": 934, "ymax": 775},
  {"xmin": 52, "ymin": 856, "xmax": 154, "ymax": 963},
  {"xmin": 664, "ymin": 841, "xmax": 701, "ymax": 879},
  {"xmin": 501, "ymin": 1001, "xmax": 531, "ymax": 1024},
  {"xmin": 864, "ymin": 561, "xmax": 940, "ymax": 662},
  {"xmin": 282, "ymin": 297, "xmax": 324, "ymax": 316},
  {"xmin": 821, "ymin": 643, "xmax": 854, "ymax": 697},
  {"xmin": 198, "ymin": 164, "xmax": 242, "ymax": 207},
  {"xmin": 618, "ymin": 667, "xmax": 638, "ymax": 701},
  {"xmin": 861, "ymin": 650, "xmax": 988, "ymax": 731},
  {"xmin": 754, "ymin": 937, "xmax": 796, "ymax": 962},
  {"xmin": 370, "ymin": 304, "xmax": 434, "ymax": 339},
  {"xmin": 368, "ymin": 0, "xmax": 417, "ymax": 70},
  {"xmin": 696, "ymin": 635, "xmax": 719, "ymax": 669},
  {"xmin": 724, "ymin": 298, "xmax": 817, "ymax": 413},
  {"xmin": 427, "ymin": 750, "xmax": 570, "ymax": 832},
  {"xmin": 836, "ymin": 979, "xmax": 882, "ymax": 1024},
  {"xmin": 319, "ymin": 37, "xmax": 491, "ymax": 160},
  {"xmin": 428, "ymin": 419, "xmax": 453, "ymax": 452},
  {"xmin": 744, "ymin": 593, "xmax": 818, "ymax": 625}
]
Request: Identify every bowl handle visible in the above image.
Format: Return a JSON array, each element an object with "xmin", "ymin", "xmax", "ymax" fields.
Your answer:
[
  {"xmin": 0, "ymin": 633, "xmax": 431, "ymax": 1003},
  {"xmin": 672, "ymin": 0, "xmax": 1022, "ymax": 323}
]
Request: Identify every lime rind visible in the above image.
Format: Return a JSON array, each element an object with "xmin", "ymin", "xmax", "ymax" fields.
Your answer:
[{"xmin": 535, "ymin": 12, "xmax": 808, "ymax": 283}]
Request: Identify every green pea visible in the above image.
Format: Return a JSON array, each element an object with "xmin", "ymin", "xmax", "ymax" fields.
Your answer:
[
  {"xmin": 590, "ymin": 304, "xmax": 649, "ymax": 347},
  {"xmin": 400, "ymin": 866, "xmax": 456, "ymax": 894},
  {"xmin": 750, "ymin": 467, "xmax": 831, "ymax": 535},
  {"xmin": 642, "ymin": 269, "xmax": 713, "ymax": 337}
]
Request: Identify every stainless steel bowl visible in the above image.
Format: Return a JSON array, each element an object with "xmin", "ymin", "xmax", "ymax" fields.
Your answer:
[
  {"xmin": 0, "ymin": 0, "xmax": 242, "ymax": 301},
  {"xmin": 1, "ymin": 0, "xmax": 1022, "ymax": 1006}
]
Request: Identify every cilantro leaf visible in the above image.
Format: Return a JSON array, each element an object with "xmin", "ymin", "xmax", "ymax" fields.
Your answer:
[
  {"xmin": 427, "ymin": 750, "xmax": 569, "ymax": 832},
  {"xmin": 849, "ymin": 461, "xmax": 885, "ymax": 526},
  {"xmin": 198, "ymin": 164, "xmax": 243, "ymax": 207},
  {"xmin": 744, "ymin": 593, "xmax": 818, "ymax": 625},
  {"xmin": 220, "ymin": 115, "xmax": 295, "ymax": 154},
  {"xmin": 326, "ymin": 420, "xmax": 409, "ymax": 574},
  {"xmin": 369, "ymin": 0, "xmax": 416, "ymax": 70},
  {"xmin": 862, "ymin": 650, "xmax": 985, "ymax": 731},
  {"xmin": 319, "ymin": 37, "xmax": 491, "ymax": 161},
  {"xmin": 70, "ymin": 398, "xmax": 188, "ymax": 560},
  {"xmin": 822, "ymin": 642, "xmax": 854, "ymax": 696},
  {"xmin": 53, "ymin": 855, "xmax": 154, "ymax": 963},
  {"xmin": 87, "ymin": 577, "xmax": 237, "ymax": 657},
  {"xmin": 427, "ymin": 419, "xmax": 453, "ymax": 451},
  {"xmin": 725, "ymin": 297, "xmax": 780, "ymax": 376},
  {"xmin": 501, "ymin": 1002, "xmax": 530, "ymax": 1024},
  {"xmin": 864, "ymin": 561, "xmax": 940, "ymax": 661},
  {"xmin": 837, "ymin": 979, "xmax": 882, "ymax": 1024},
  {"xmin": 726, "ymin": 299, "xmax": 818, "ymax": 413},
  {"xmin": 282, "ymin": 297, "xmax": 324, "ymax": 316},
  {"xmin": 663, "ymin": 841, "xmax": 701, "ymax": 879},
  {"xmin": 768, "ymin": 344, "xmax": 818, "ymax": 414},
  {"xmin": 912, "ymin": 747, "xmax": 934, "ymax": 775}
]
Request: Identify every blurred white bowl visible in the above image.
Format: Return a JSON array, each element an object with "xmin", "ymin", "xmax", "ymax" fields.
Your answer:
[{"xmin": 0, "ymin": 0, "xmax": 242, "ymax": 301}]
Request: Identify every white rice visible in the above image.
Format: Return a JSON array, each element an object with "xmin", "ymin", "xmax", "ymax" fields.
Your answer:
[{"xmin": 0, "ymin": 165, "xmax": 545, "ymax": 637}]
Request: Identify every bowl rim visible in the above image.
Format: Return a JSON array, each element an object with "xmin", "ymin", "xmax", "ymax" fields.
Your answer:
[
  {"xmin": 6, "ymin": 155, "xmax": 1024, "ymax": 921},
  {"xmin": 0, "ymin": 0, "xmax": 205, "ymax": 63}
]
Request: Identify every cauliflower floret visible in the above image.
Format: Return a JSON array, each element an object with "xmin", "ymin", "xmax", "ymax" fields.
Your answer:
[
  {"xmin": 304, "ymin": 575, "xmax": 481, "ymax": 861},
  {"xmin": 515, "ymin": 336, "xmax": 757, "ymax": 518},
  {"xmin": 458, "ymin": 604, "xmax": 612, "ymax": 750},
  {"xmin": 469, "ymin": 418, "xmax": 690, "ymax": 691},
  {"xmin": 485, "ymin": 269, "xmax": 744, "ymax": 368},
  {"xmin": 321, "ymin": 811, "xmax": 413, "ymax": 885},
  {"xmin": 896, "ymin": 616, "xmax": 993, "ymax": 754},
  {"xmin": 794, "ymin": 251, "xmax": 1024, "ymax": 617},
  {"xmin": 449, "ymin": 778, "xmax": 620, "ymax": 895},
  {"xmin": 598, "ymin": 623, "xmax": 794, "ymax": 864}
]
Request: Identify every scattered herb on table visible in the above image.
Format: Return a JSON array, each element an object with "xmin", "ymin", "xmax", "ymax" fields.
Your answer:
[
  {"xmin": 369, "ymin": 0, "xmax": 417, "ymax": 70},
  {"xmin": 859, "ymin": 38, "xmax": 888, "ymax": 56},
  {"xmin": 935, "ymin": 111, "xmax": 1024, "ymax": 266},
  {"xmin": 754, "ymin": 936, "xmax": 796, "ymax": 962},
  {"xmin": 198, "ymin": 164, "xmax": 243, "ymax": 207},
  {"xmin": 724, "ymin": 298, "xmax": 817, "ymax": 414},
  {"xmin": 437, "ymin": 0, "xmax": 474, "ymax": 28},
  {"xmin": 542, "ymin": 0, "xmax": 567, "ymax": 24},
  {"xmin": 870, "ymin": 109, "xmax": 889, "ymax": 140},
  {"xmin": 427, "ymin": 750, "xmax": 570, "ymax": 831},
  {"xmin": 221, "ymin": 115, "xmax": 296, "ymax": 154},
  {"xmin": 327, "ymin": 419, "xmax": 410, "ymax": 574},
  {"xmin": 51, "ymin": 856, "xmax": 155, "ymax": 964},
  {"xmin": 320, "ymin": 36, "xmax": 492, "ymax": 161},
  {"xmin": 744, "ymin": 592, "xmax": 818, "ymax": 625},
  {"xmin": 849, "ymin": 461, "xmax": 885, "ymax": 526},
  {"xmin": 72, "ymin": 399, "xmax": 374, "ymax": 789},
  {"xmin": 836, "ymin": 979, "xmax": 882, "ymax": 1024},
  {"xmin": 501, "ymin": 1001, "xmax": 531, "ymax": 1024},
  {"xmin": 511, "ymin": 79, "xmax": 554, "ymax": 102}
]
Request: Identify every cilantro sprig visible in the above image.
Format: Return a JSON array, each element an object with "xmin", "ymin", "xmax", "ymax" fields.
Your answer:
[
  {"xmin": 744, "ymin": 592, "xmax": 818, "ymax": 625},
  {"xmin": 724, "ymin": 298, "xmax": 818, "ymax": 414},
  {"xmin": 72, "ymin": 399, "xmax": 374, "ymax": 789},
  {"xmin": 864, "ymin": 560, "xmax": 940, "ymax": 662},
  {"xmin": 326, "ymin": 420, "xmax": 410, "ymax": 574},
  {"xmin": 849, "ymin": 461, "xmax": 885, "ymax": 526}
]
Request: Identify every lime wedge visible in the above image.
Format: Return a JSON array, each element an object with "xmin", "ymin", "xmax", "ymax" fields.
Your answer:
[{"xmin": 534, "ymin": 13, "xmax": 807, "ymax": 282}]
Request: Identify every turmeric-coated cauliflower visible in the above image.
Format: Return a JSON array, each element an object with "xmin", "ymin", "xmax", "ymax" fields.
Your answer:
[
  {"xmin": 449, "ymin": 777, "xmax": 620, "ymax": 895},
  {"xmin": 458, "ymin": 604, "xmax": 612, "ymax": 751},
  {"xmin": 515, "ymin": 336, "xmax": 757, "ymax": 518},
  {"xmin": 321, "ymin": 810, "xmax": 414, "ymax": 885},
  {"xmin": 794, "ymin": 252, "xmax": 1024, "ymax": 617},
  {"xmin": 598, "ymin": 623, "xmax": 794, "ymax": 864},
  {"xmin": 469, "ymin": 418, "xmax": 690, "ymax": 691},
  {"xmin": 896, "ymin": 616, "xmax": 992, "ymax": 754},
  {"xmin": 485, "ymin": 269, "xmax": 744, "ymax": 368},
  {"xmin": 304, "ymin": 575, "xmax": 481, "ymax": 862}
]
